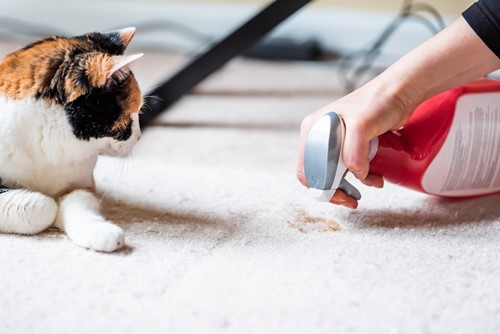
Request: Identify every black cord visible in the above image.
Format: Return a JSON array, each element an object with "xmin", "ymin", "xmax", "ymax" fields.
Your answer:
[{"xmin": 337, "ymin": 0, "xmax": 446, "ymax": 93}]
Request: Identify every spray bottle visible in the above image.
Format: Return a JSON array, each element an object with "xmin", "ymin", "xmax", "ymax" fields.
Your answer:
[{"xmin": 304, "ymin": 78, "xmax": 500, "ymax": 202}]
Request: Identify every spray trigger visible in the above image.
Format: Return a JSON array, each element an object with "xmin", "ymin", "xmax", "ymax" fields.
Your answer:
[
  {"xmin": 303, "ymin": 112, "xmax": 362, "ymax": 202},
  {"xmin": 338, "ymin": 179, "xmax": 361, "ymax": 200}
]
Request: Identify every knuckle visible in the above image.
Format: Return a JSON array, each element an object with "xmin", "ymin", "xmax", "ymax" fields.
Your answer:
[{"xmin": 300, "ymin": 113, "xmax": 318, "ymax": 133}]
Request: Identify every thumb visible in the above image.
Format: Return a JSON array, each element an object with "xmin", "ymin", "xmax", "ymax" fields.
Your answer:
[{"xmin": 342, "ymin": 123, "xmax": 370, "ymax": 180}]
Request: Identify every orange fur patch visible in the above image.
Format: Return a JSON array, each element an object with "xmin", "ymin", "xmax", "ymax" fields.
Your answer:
[
  {"xmin": 113, "ymin": 74, "xmax": 143, "ymax": 132},
  {"xmin": 85, "ymin": 53, "xmax": 113, "ymax": 88},
  {"xmin": 0, "ymin": 38, "xmax": 81, "ymax": 100}
]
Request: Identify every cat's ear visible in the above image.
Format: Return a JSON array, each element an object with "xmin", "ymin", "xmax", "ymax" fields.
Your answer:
[
  {"xmin": 102, "ymin": 27, "xmax": 136, "ymax": 49},
  {"xmin": 86, "ymin": 53, "xmax": 144, "ymax": 87},
  {"xmin": 117, "ymin": 27, "xmax": 136, "ymax": 48},
  {"xmin": 86, "ymin": 53, "xmax": 143, "ymax": 88},
  {"xmin": 67, "ymin": 53, "xmax": 143, "ymax": 102},
  {"xmin": 109, "ymin": 53, "xmax": 144, "ymax": 76}
]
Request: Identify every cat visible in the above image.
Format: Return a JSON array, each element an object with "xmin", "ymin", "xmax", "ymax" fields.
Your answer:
[{"xmin": 0, "ymin": 27, "xmax": 143, "ymax": 252}]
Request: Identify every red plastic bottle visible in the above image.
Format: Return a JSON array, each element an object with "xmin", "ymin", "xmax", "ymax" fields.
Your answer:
[{"xmin": 370, "ymin": 78, "xmax": 500, "ymax": 197}]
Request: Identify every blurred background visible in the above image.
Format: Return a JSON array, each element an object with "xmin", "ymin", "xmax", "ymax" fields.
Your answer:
[
  {"xmin": 0, "ymin": 0, "xmax": 478, "ymax": 92},
  {"xmin": 0, "ymin": 0, "xmax": 475, "ymax": 54}
]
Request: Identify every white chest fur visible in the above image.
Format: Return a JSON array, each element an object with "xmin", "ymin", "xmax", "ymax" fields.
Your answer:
[{"xmin": 0, "ymin": 97, "xmax": 102, "ymax": 197}]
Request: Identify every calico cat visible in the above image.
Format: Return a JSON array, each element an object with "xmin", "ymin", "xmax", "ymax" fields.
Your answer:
[{"xmin": 0, "ymin": 27, "xmax": 143, "ymax": 252}]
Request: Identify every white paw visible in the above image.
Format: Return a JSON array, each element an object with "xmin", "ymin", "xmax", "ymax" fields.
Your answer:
[
  {"xmin": 73, "ymin": 221, "xmax": 125, "ymax": 252},
  {"xmin": 0, "ymin": 190, "xmax": 58, "ymax": 234}
]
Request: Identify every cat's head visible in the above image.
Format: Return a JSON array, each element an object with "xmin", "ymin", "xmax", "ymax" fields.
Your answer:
[{"xmin": 0, "ymin": 27, "xmax": 143, "ymax": 156}]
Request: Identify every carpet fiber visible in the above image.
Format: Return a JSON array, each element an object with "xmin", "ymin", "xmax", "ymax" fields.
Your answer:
[{"xmin": 1, "ymin": 45, "xmax": 500, "ymax": 334}]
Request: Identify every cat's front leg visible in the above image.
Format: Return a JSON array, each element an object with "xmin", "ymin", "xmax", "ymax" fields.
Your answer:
[
  {"xmin": 54, "ymin": 189, "xmax": 124, "ymax": 252},
  {"xmin": 0, "ymin": 189, "xmax": 58, "ymax": 234}
]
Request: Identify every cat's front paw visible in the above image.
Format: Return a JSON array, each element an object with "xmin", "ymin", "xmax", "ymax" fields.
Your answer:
[
  {"xmin": 72, "ymin": 221, "xmax": 125, "ymax": 252},
  {"xmin": 0, "ymin": 189, "xmax": 58, "ymax": 234}
]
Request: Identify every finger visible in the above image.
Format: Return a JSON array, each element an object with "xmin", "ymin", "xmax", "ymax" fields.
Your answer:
[
  {"xmin": 296, "ymin": 158, "xmax": 308, "ymax": 187},
  {"xmin": 296, "ymin": 141, "xmax": 317, "ymax": 188},
  {"xmin": 329, "ymin": 189, "xmax": 359, "ymax": 209},
  {"xmin": 297, "ymin": 121, "xmax": 309, "ymax": 187},
  {"xmin": 341, "ymin": 122, "xmax": 370, "ymax": 180},
  {"xmin": 342, "ymin": 199, "xmax": 359, "ymax": 209},
  {"xmin": 360, "ymin": 173, "xmax": 384, "ymax": 188},
  {"xmin": 297, "ymin": 112, "xmax": 330, "ymax": 188}
]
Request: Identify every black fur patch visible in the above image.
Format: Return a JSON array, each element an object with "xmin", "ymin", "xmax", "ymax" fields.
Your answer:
[
  {"xmin": 21, "ymin": 36, "xmax": 60, "ymax": 51},
  {"xmin": 35, "ymin": 52, "xmax": 68, "ymax": 102},
  {"xmin": 79, "ymin": 32, "xmax": 125, "ymax": 55},
  {"xmin": 64, "ymin": 80, "xmax": 132, "ymax": 141},
  {"xmin": 36, "ymin": 52, "xmax": 93, "ymax": 104}
]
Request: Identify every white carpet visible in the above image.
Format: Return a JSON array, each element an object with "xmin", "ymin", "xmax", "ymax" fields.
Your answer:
[{"xmin": 1, "ymin": 47, "xmax": 500, "ymax": 334}]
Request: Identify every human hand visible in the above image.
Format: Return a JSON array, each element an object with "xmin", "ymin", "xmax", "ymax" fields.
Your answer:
[
  {"xmin": 297, "ymin": 16, "xmax": 500, "ymax": 209},
  {"xmin": 297, "ymin": 82, "xmax": 413, "ymax": 208}
]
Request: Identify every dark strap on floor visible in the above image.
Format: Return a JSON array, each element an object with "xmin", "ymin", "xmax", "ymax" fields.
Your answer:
[{"xmin": 140, "ymin": 0, "xmax": 313, "ymax": 127}]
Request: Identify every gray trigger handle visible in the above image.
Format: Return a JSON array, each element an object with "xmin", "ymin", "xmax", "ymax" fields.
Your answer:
[
  {"xmin": 338, "ymin": 179, "xmax": 361, "ymax": 200},
  {"xmin": 303, "ymin": 111, "xmax": 363, "ymax": 202}
]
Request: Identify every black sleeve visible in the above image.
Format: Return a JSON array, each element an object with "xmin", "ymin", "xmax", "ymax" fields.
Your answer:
[{"xmin": 463, "ymin": 0, "xmax": 500, "ymax": 58}]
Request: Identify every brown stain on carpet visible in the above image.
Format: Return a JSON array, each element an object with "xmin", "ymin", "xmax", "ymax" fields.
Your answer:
[{"xmin": 288, "ymin": 209, "xmax": 341, "ymax": 233}]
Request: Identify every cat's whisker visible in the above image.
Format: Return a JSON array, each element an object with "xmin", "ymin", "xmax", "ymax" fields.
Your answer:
[
  {"xmin": 141, "ymin": 95, "xmax": 164, "ymax": 113},
  {"xmin": 143, "ymin": 95, "xmax": 164, "ymax": 101},
  {"xmin": 98, "ymin": 188, "xmax": 109, "ymax": 206},
  {"xmin": 116, "ymin": 155, "xmax": 133, "ymax": 180},
  {"xmin": 121, "ymin": 159, "xmax": 127, "ymax": 177},
  {"xmin": 122, "ymin": 157, "xmax": 129, "ymax": 173},
  {"xmin": 126, "ymin": 157, "xmax": 134, "ymax": 176},
  {"xmin": 116, "ymin": 159, "xmax": 124, "ymax": 178}
]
